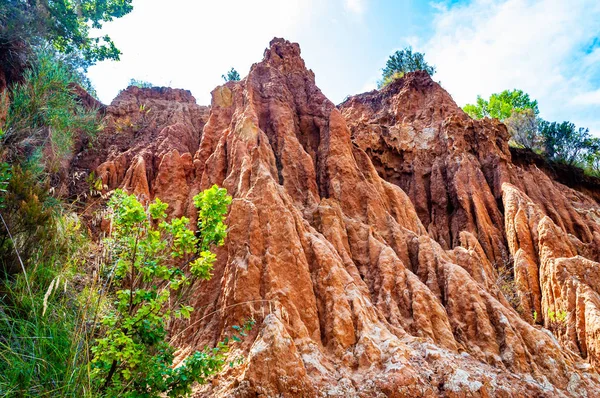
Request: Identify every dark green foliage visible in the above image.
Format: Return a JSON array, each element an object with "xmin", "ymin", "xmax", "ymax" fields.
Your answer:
[
  {"xmin": 129, "ymin": 78, "xmax": 153, "ymax": 88},
  {"xmin": 462, "ymin": 88, "xmax": 600, "ymax": 179},
  {"xmin": 378, "ymin": 47, "xmax": 436, "ymax": 88},
  {"xmin": 463, "ymin": 89, "xmax": 539, "ymax": 121},
  {"xmin": 221, "ymin": 68, "xmax": 240, "ymax": 82},
  {"xmin": 0, "ymin": 48, "xmax": 99, "ymax": 277},
  {"xmin": 0, "ymin": 0, "xmax": 133, "ymax": 69},
  {"xmin": 91, "ymin": 186, "xmax": 237, "ymax": 397},
  {"xmin": 538, "ymin": 120, "xmax": 593, "ymax": 166}
]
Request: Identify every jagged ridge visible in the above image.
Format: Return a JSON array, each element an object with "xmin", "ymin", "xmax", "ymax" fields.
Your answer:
[{"xmin": 72, "ymin": 38, "xmax": 600, "ymax": 397}]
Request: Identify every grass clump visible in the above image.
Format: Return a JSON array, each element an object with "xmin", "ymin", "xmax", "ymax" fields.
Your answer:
[
  {"xmin": 1, "ymin": 49, "xmax": 100, "ymax": 175},
  {"xmin": 0, "ymin": 214, "xmax": 95, "ymax": 397}
]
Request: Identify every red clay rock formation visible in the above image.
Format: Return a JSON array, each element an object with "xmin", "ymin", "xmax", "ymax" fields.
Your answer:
[
  {"xmin": 73, "ymin": 85, "xmax": 209, "ymax": 216},
  {"xmin": 75, "ymin": 39, "xmax": 600, "ymax": 396}
]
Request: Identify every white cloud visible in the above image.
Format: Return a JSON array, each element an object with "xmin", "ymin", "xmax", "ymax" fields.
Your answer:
[
  {"xmin": 359, "ymin": 79, "xmax": 378, "ymax": 93},
  {"xmin": 344, "ymin": 0, "xmax": 367, "ymax": 15},
  {"xmin": 421, "ymin": 0, "xmax": 600, "ymax": 135},
  {"xmin": 571, "ymin": 89, "xmax": 600, "ymax": 106}
]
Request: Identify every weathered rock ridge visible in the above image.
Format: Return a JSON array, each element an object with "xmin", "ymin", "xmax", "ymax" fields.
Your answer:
[{"xmin": 73, "ymin": 38, "xmax": 600, "ymax": 397}]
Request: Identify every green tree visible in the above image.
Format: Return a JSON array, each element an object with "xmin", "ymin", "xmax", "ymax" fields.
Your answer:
[
  {"xmin": 538, "ymin": 120, "xmax": 592, "ymax": 166},
  {"xmin": 378, "ymin": 47, "xmax": 436, "ymax": 88},
  {"xmin": 91, "ymin": 185, "xmax": 247, "ymax": 397},
  {"xmin": 463, "ymin": 89, "xmax": 539, "ymax": 121},
  {"xmin": 0, "ymin": 0, "xmax": 133, "ymax": 69},
  {"xmin": 222, "ymin": 68, "xmax": 240, "ymax": 82}
]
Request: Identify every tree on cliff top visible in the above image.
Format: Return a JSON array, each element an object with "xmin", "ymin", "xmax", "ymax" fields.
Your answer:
[
  {"xmin": 538, "ymin": 120, "xmax": 593, "ymax": 166},
  {"xmin": 378, "ymin": 47, "xmax": 436, "ymax": 88},
  {"xmin": 463, "ymin": 89, "xmax": 539, "ymax": 121},
  {"xmin": 464, "ymin": 89, "xmax": 541, "ymax": 150},
  {"xmin": 222, "ymin": 68, "xmax": 241, "ymax": 82}
]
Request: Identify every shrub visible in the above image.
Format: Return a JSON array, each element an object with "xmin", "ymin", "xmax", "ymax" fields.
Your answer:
[
  {"xmin": 583, "ymin": 138, "xmax": 600, "ymax": 177},
  {"xmin": 222, "ymin": 68, "xmax": 240, "ymax": 82},
  {"xmin": 129, "ymin": 79, "xmax": 154, "ymax": 89},
  {"xmin": 0, "ymin": 166, "xmax": 67, "ymax": 277},
  {"xmin": 378, "ymin": 71, "xmax": 405, "ymax": 89},
  {"xmin": 547, "ymin": 309, "xmax": 568, "ymax": 336},
  {"xmin": 494, "ymin": 256, "xmax": 527, "ymax": 315},
  {"xmin": 90, "ymin": 186, "xmax": 242, "ymax": 397},
  {"xmin": 378, "ymin": 47, "xmax": 436, "ymax": 88}
]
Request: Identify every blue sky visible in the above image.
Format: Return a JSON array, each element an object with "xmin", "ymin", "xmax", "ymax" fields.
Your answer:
[{"xmin": 88, "ymin": 0, "xmax": 600, "ymax": 134}]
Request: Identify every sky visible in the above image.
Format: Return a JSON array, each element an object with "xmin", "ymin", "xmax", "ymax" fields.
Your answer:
[{"xmin": 88, "ymin": 0, "xmax": 600, "ymax": 135}]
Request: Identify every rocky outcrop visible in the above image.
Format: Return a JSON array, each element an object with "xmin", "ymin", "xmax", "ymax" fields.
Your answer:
[
  {"xmin": 503, "ymin": 183, "xmax": 600, "ymax": 369},
  {"xmin": 72, "ymin": 86, "xmax": 209, "ymax": 217},
  {"xmin": 75, "ymin": 38, "xmax": 600, "ymax": 396},
  {"xmin": 339, "ymin": 73, "xmax": 512, "ymax": 268}
]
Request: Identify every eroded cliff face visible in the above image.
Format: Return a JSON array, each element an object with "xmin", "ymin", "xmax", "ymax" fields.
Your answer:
[{"xmin": 73, "ymin": 38, "xmax": 600, "ymax": 397}]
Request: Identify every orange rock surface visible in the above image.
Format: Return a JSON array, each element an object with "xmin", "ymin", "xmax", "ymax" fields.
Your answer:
[{"xmin": 74, "ymin": 38, "xmax": 600, "ymax": 396}]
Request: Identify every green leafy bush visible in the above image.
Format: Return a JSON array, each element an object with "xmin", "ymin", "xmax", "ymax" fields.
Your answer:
[
  {"xmin": 547, "ymin": 309, "xmax": 568, "ymax": 336},
  {"xmin": 463, "ymin": 90, "xmax": 543, "ymax": 150},
  {"xmin": 91, "ymin": 185, "xmax": 237, "ymax": 397},
  {"xmin": 463, "ymin": 89, "xmax": 539, "ymax": 121}
]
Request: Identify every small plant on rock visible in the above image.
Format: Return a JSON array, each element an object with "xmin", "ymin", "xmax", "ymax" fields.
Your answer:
[
  {"xmin": 129, "ymin": 79, "xmax": 153, "ymax": 88},
  {"xmin": 495, "ymin": 257, "xmax": 523, "ymax": 313},
  {"xmin": 221, "ymin": 68, "xmax": 240, "ymax": 82},
  {"xmin": 547, "ymin": 309, "xmax": 568, "ymax": 336}
]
